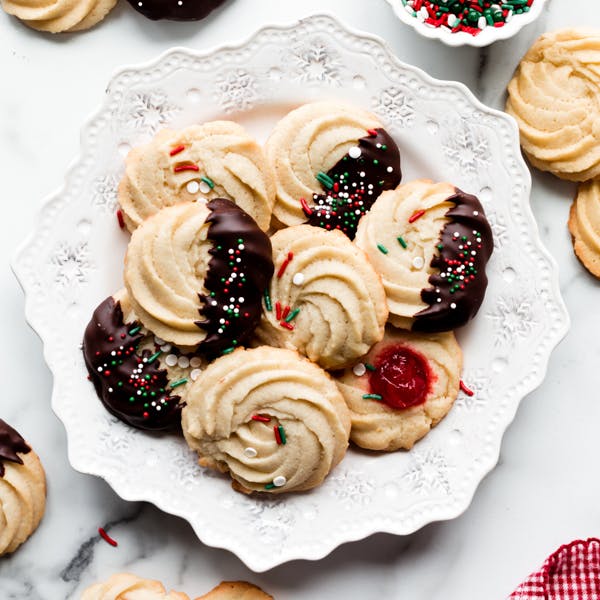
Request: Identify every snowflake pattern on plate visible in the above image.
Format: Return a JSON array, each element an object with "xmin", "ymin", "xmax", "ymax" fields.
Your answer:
[
  {"xmin": 91, "ymin": 175, "xmax": 119, "ymax": 213},
  {"xmin": 372, "ymin": 86, "xmax": 415, "ymax": 128},
  {"xmin": 237, "ymin": 496, "xmax": 296, "ymax": 545},
  {"xmin": 49, "ymin": 241, "xmax": 94, "ymax": 289},
  {"xmin": 442, "ymin": 119, "xmax": 491, "ymax": 179},
  {"xmin": 214, "ymin": 69, "xmax": 258, "ymax": 113},
  {"xmin": 455, "ymin": 369, "xmax": 491, "ymax": 412},
  {"xmin": 328, "ymin": 469, "xmax": 375, "ymax": 509},
  {"xmin": 487, "ymin": 295, "xmax": 538, "ymax": 347},
  {"xmin": 486, "ymin": 209, "xmax": 510, "ymax": 248},
  {"xmin": 402, "ymin": 449, "xmax": 452, "ymax": 496},
  {"xmin": 121, "ymin": 91, "xmax": 180, "ymax": 134},
  {"xmin": 287, "ymin": 36, "xmax": 343, "ymax": 86}
]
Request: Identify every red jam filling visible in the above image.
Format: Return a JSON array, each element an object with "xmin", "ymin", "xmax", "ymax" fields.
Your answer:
[{"xmin": 369, "ymin": 344, "xmax": 432, "ymax": 410}]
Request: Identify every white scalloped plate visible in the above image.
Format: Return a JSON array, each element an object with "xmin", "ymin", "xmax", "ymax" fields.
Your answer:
[
  {"xmin": 386, "ymin": 0, "xmax": 548, "ymax": 47},
  {"xmin": 13, "ymin": 15, "xmax": 568, "ymax": 571}
]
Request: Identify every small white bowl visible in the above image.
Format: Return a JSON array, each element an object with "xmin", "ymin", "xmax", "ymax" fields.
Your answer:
[{"xmin": 386, "ymin": 0, "xmax": 547, "ymax": 47}]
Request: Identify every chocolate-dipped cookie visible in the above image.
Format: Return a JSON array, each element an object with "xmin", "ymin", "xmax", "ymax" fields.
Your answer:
[
  {"xmin": 355, "ymin": 180, "xmax": 493, "ymax": 332},
  {"xmin": 124, "ymin": 198, "xmax": 274, "ymax": 353},
  {"xmin": 83, "ymin": 290, "xmax": 208, "ymax": 430},
  {"xmin": 126, "ymin": 0, "xmax": 226, "ymax": 21},
  {"xmin": 266, "ymin": 101, "xmax": 401, "ymax": 238}
]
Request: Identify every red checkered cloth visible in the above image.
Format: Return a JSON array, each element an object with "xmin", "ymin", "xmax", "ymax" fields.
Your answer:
[{"xmin": 510, "ymin": 538, "xmax": 600, "ymax": 599}]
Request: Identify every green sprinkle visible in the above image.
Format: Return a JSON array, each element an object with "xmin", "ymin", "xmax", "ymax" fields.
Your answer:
[
  {"xmin": 363, "ymin": 393, "xmax": 383, "ymax": 400},
  {"xmin": 278, "ymin": 425, "xmax": 287, "ymax": 445},
  {"xmin": 397, "ymin": 236, "xmax": 407, "ymax": 249},
  {"xmin": 201, "ymin": 176, "xmax": 215, "ymax": 189},
  {"xmin": 285, "ymin": 308, "xmax": 300, "ymax": 323},
  {"xmin": 170, "ymin": 378, "xmax": 188, "ymax": 389},
  {"xmin": 128, "ymin": 326, "xmax": 141, "ymax": 335},
  {"xmin": 264, "ymin": 483, "xmax": 276, "ymax": 490},
  {"xmin": 365, "ymin": 363, "xmax": 376, "ymax": 371},
  {"xmin": 316, "ymin": 171, "xmax": 334, "ymax": 190},
  {"xmin": 222, "ymin": 347, "xmax": 235, "ymax": 355},
  {"xmin": 147, "ymin": 351, "xmax": 162, "ymax": 364},
  {"xmin": 263, "ymin": 288, "xmax": 272, "ymax": 312},
  {"xmin": 377, "ymin": 243, "xmax": 389, "ymax": 255}
]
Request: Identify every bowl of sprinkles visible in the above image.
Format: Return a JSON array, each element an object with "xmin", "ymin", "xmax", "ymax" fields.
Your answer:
[{"xmin": 387, "ymin": 0, "xmax": 547, "ymax": 47}]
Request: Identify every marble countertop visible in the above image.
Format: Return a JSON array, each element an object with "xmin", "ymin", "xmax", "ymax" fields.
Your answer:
[{"xmin": 1, "ymin": 0, "xmax": 599, "ymax": 598}]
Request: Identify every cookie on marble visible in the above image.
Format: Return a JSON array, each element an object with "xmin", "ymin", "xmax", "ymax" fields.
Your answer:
[
  {"xmin": 0, "ymin": 0, "xmax": 117, "ymax": 32},
  {"xmin": 182, "ymin": 346, "xmax": 351, "ymax": 494},
  {"xmin": 255, "ymin": 224, "xmax": 388, "ymax": 370},
  {"xmin": 265, "ymin": 101, "xmax": 401, "ymax": 237},
  {"xmin": 81, "ymin": 573, "xmax": 190, "ymax": 600},
  {"xmin": 569, "ymin": 180, "xmax": 600, "ymax": 278},
  {"xmin": 125, "ymin": 0, "xmax": 225, "ymax": 21},
  {"xmin": 506, "ymin": 28, "xmax": 600, "ymax": 181},
  {"xmin": 82, "ymin": 289, "xmax": 208, "ymax": 431},
  {"xmin": 198, "ymin": 581, "xmax": 273, "ymax": 600},
  {"xmin": 0, "ymin": 419, "xmax": 46, "ymax": 557},
  {"xmin": 354, "ymin": 180, "xmax": 493, "ymax": 332},
  {"xmin": 118, "ymin": 122, "xmax": 275, "ymax": 232},
  {"xmin": 336, "ymin": 327, "xmax": 462, "ymax": 451},
  {"xmin": 124, "ymin": 199, "xmax": 273, "ymax": 352}
]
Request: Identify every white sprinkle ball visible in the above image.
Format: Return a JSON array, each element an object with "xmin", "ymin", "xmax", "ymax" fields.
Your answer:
[
  {"xmin": 190, "ymin": 368, "xmax": 202, "ymax": 381},
  {"xmin": 178, "ymin": 356, "xmax": 190, "ymax": 368},
  {"xmin": 387, "ymin": 166, "xmax": 393, "ymax": 173},
  {"xmin": 165, "ymin": 354, "xmax": 178, "ymax": 367},
  {"xmin": 273, "ymin": 476, "xmax": 287, "ymax": 487},
  {"xmin": 292, "ymin": 272, "xmax": 305, "ymax": 286},
  {"xmin": 353, "ymin": 363, "xmax": 367, "ymax": 377},
  {"xmin": 160, "ymin": 344, "xmax": 172, "ymax": 353},
  {"xmin": 450, "ymin": 303, "xmax": 457, "ymax": 309},
  {"xmin": 190, "ymin": 357, "xmax": 202, "ymax": 368},
  {"xmin": 244, "ymin": 447, "xmax": 258, "ymax": 458},
  {"xmin": 199, "ymin": 181, "xmax": 211, "ymax": 194},
  {"xmin": 154, "ymin": 336, "xmax": 165, "ymax": 345},
  {"xmin": 348, "ymin": 146, "xmax": 362, "ymax": 159},
  {"xmin": 186, "ymin": 180, "xmax": 200, "ymax": 194},
  {"xmin": 412, "ymin": 256, "xmax": 425, "ymax": 270}
]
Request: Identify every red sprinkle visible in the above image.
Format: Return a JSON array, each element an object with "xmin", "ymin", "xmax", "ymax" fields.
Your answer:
[
  {"xmin": 169, "ymin": 144, "xmax": 185, "ymax": 156},
  {"xmin": 367, "ymin": 129, "xmax": 378, "ymax": 137},
  {"xmin": 116, "ymin": 209, "xmax": 125, "ymax": 229},
  {"xmin": 280, "ymin": 321, "xmax": 294, "ymax": 331},
  {"xmin": 300, "ymin": 197, "xmax": 313, "ymax": 216},
  {"xmin": 173, "ymin": 164, "xmax": 199, "ymax": 173},
  {"xmin": 408, "ymin": 209, "xmax": 426, "ymax": 223},
  {"xmin": 277, "ymin": 252, "xmax": 294, "ymax": 278},
  {"xmin": 98, "ymin": 527, "xmax": 118, "ymax": 547},
  {"xmin": 274, "ymin": 425, "xmax": 283, "ymax": 445},
  {"xmin": 281, "ymin": 305, "xmax": 291, "ymax": 320},
  {"xmin": 460, "ymin": 380, "xmax": 474, "ymax": 396},
  {"xmin": 275, "ymin": 301, "xmax": 282, "ymax": 321},
  {"xmin": 252, "ymin": 414, "xmax": 271, "ymax": 423}
]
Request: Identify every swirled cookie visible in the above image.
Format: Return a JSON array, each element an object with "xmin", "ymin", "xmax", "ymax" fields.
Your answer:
[
  {"xmin": 354, "ymin": 180, "xmax": 493, "ymax": 332},
  {"xmin": 255, "ymin": 224, "xmax": 388, "ymax": 370},
  {"xmin": 124, "ymin": 199, "xmax": 273, "ymax": 352},
  {"xmin": 0, "ymin": 420, "xmax": 46, "ymax": 557},
  {"xmin": 265, "ymin": 101, "xmax": 401, "ymax": 237},
  {"xmin": 125, "ymin": 0, "xmax": 225, "ymax": 21},
  {"xmin": 118, "ymin": 122, "xmax": 275, "ymax": 232},
  {"xmin": 81, "ymin": 573, "xmax": 189, "ymax": 600},
  {"xmin": 569, "ymin": 180, "xmax": 600, "ymax": 277},
  {"xmin": 182, "ymin": 346, "xmax": 351, "ymax": 494},
  {"xmin": 336, "ymin": 328, "xmax": 462, "ymax": 451},
  {"xmin": 0, "ymin": 0, "xmax": 116, "ymax": 32},
  {"xmin": 198, "ymin": 581, "xmax": 273, "ymax": 600},
  {"xmin": 506, "ymin": 29, "xmax": 600, "ymax": 181},
  {"xmin": 83, "ymin": 290, "xmax": 208, "ymax": 430}
]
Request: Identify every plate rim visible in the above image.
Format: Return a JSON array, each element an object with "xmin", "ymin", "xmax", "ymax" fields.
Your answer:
[{"xmin": 11, "ymin": 13, "xmax": 570, "ymax": 571}]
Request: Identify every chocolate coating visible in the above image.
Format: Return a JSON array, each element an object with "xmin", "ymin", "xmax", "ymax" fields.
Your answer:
[
  {"xmin": 305, "ymin": 128, "xmax": 401, "ymax": 239},
  {"xmin": 196, "ymin": 198, "xmax": 274, "ymax": 356},
  {"xmin": 414, "ymin": 188, "xmax": 493, "ymax": 332},
  {"xmin": 126, "ymin": 0, "xmax": 226, "ymax": 21},
  {"xmin": 0, "ymin": 419, "xmax": 31, "ymax": 477},
  {"xmin": 83, "ymin": 297, "xmax": 183, "ymax": 431}
]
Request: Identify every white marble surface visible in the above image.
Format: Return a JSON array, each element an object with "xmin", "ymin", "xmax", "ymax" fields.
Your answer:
[{"xmin": 0, "ymin": 0, "xmax": 599, "ymax": 598}]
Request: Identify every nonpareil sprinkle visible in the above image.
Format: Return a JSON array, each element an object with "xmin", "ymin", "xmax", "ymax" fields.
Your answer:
[{"xmin": 400, "ymin": 0, "xmax": 535, "ymax": 36}]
